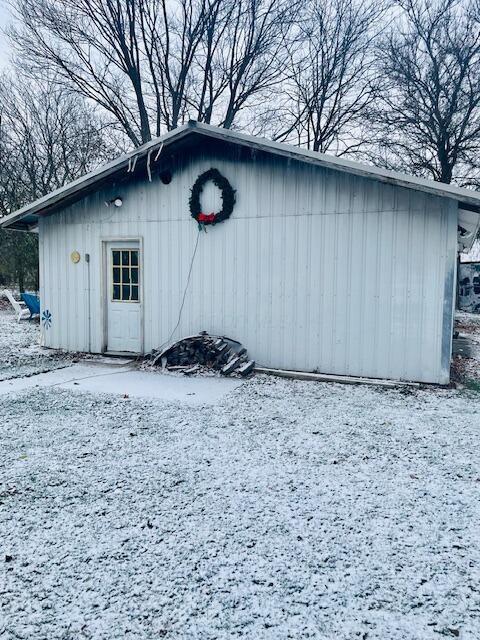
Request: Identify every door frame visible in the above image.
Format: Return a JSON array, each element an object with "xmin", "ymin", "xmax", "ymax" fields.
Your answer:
[{"xmin": 101, "ymin": 236, "xmax": 144, "ymax": 354}]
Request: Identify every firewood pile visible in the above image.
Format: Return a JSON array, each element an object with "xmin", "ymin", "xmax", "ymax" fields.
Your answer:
[{"xmin": 151, "ymin": 332, "xmax": 255, "ymax": 377}]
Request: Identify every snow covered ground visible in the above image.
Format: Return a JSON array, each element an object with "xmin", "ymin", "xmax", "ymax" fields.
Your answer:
[
  {"xmin": 453, "ymin": 312, "xmax": 480, "ymax": 386},
  {"xmin": 0, "ymin": 306, "xmax": 70, "ymax": 381},
  {"xmin": 1, "ymin": 309, "xmax": 480, "ymax": 639}
]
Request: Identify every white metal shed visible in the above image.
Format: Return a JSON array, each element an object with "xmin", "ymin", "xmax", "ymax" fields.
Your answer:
[{"xmin": 2, "ymin": 121, "xmax": 480, "ymax": 384}]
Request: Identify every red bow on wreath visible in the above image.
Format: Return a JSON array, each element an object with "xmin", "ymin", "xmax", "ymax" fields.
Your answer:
[{"xmin": 197, "ymin": 212, "xmax": 216, "ymax": 223}]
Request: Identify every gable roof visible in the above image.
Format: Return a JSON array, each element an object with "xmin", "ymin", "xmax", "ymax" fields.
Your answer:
[{"xmin": 2, "ymin": 120, "xmax": 480, "ymax": 239}]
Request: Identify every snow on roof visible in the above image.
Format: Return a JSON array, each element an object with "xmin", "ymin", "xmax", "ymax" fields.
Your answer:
[{"xmin": 2, "ymin": 120, "xmax": 480, "ymax": 238}]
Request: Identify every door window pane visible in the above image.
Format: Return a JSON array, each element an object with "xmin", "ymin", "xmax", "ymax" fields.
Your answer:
[{"xmin": 111, "ymin": 248, "xmax": 140, "ymax": 302}]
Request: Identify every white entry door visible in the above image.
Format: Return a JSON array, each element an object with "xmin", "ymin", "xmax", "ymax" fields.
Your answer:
[{"xmin": 106, "ymin": 241, "xmax": 142, "ymax": 353}]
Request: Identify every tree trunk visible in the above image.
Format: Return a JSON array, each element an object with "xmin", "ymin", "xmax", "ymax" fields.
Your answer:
[{"xmin": 18, "ymin": 265, "xmax": 25, "ymax": 293}]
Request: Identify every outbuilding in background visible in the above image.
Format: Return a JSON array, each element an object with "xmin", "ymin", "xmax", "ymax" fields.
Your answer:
[{"xmin": 458, "ymin": 262, "xmax": 480, "ymax": 313}]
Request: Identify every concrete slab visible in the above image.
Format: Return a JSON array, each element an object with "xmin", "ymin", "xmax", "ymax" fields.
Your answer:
[{"xmin": 0, "ymin": 363, "xmax": 242, "ymax": 405}]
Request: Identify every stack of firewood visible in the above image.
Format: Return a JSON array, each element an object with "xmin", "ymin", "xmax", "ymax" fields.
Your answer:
[{"xmin": 151, "ymin": 333, "xmax": 255, "ymax": 377}]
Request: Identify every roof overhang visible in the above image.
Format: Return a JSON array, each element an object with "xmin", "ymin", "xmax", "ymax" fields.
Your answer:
[{"xmin": 2, "ymin": 120, "xmax": 480, "ymax": 243}]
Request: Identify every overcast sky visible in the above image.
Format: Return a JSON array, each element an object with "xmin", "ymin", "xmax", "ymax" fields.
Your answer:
[{"xmin": 0, "ymin": 1, "xmax": 12, "ymax": 69}]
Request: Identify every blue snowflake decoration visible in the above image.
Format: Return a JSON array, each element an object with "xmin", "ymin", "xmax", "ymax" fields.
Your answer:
[{"xmin": 42, "ymin": 309, "xmax": 52, "ymax": 330}]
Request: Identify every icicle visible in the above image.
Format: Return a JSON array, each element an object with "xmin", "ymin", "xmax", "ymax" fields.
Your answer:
[
  {"xmin": 154, "ymin": 142, "xmax": 164, "ymax": 162},
  {"xmin": 146, "ymin": 148, "xmax": 153, "ymax": 182}
]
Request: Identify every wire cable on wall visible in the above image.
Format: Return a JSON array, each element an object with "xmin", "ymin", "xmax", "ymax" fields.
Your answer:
[{"xmin": 158, "ymin": 228, "xmax": 202, "ymax": 352}]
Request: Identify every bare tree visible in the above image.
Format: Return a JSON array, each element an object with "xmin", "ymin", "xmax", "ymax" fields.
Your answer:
[
  {"xmin": 195, "ymin": 0, "xmax": 295, "ymax": 129},
  {"xmin": 0, "ymin": 74, "xmax": 113, "ymax": 289},
  {"xmin": 267, "ymin": 0, "xmax": 387, "ymax": 154},
  {"xmin": 139, "ymin": 0, "xmax": 212, "ymax": 134},
  {"xmin": 365, "ymin": 0, "xmax": 480, "ymax": 185},
  {"xmin": 0, "ymin": 75, "xmax": 113, "ymax": 211},
  {"xmin": 10, "ymin": 0, "xmax": 154, "ymax": 146},
  {"xmin": 10, "ymin": 0, "xmax": 296, "ymax": 146}
]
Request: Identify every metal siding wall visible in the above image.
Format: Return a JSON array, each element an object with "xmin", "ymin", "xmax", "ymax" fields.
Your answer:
[{"xmin": 38, "ymin": 150, "xmax": 457, "ymax": 383}]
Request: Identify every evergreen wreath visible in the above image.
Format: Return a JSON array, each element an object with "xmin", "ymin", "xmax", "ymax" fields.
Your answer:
[{"xmin": 189, "ymin": 168, "xmax": 236, "ymax": 227}]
